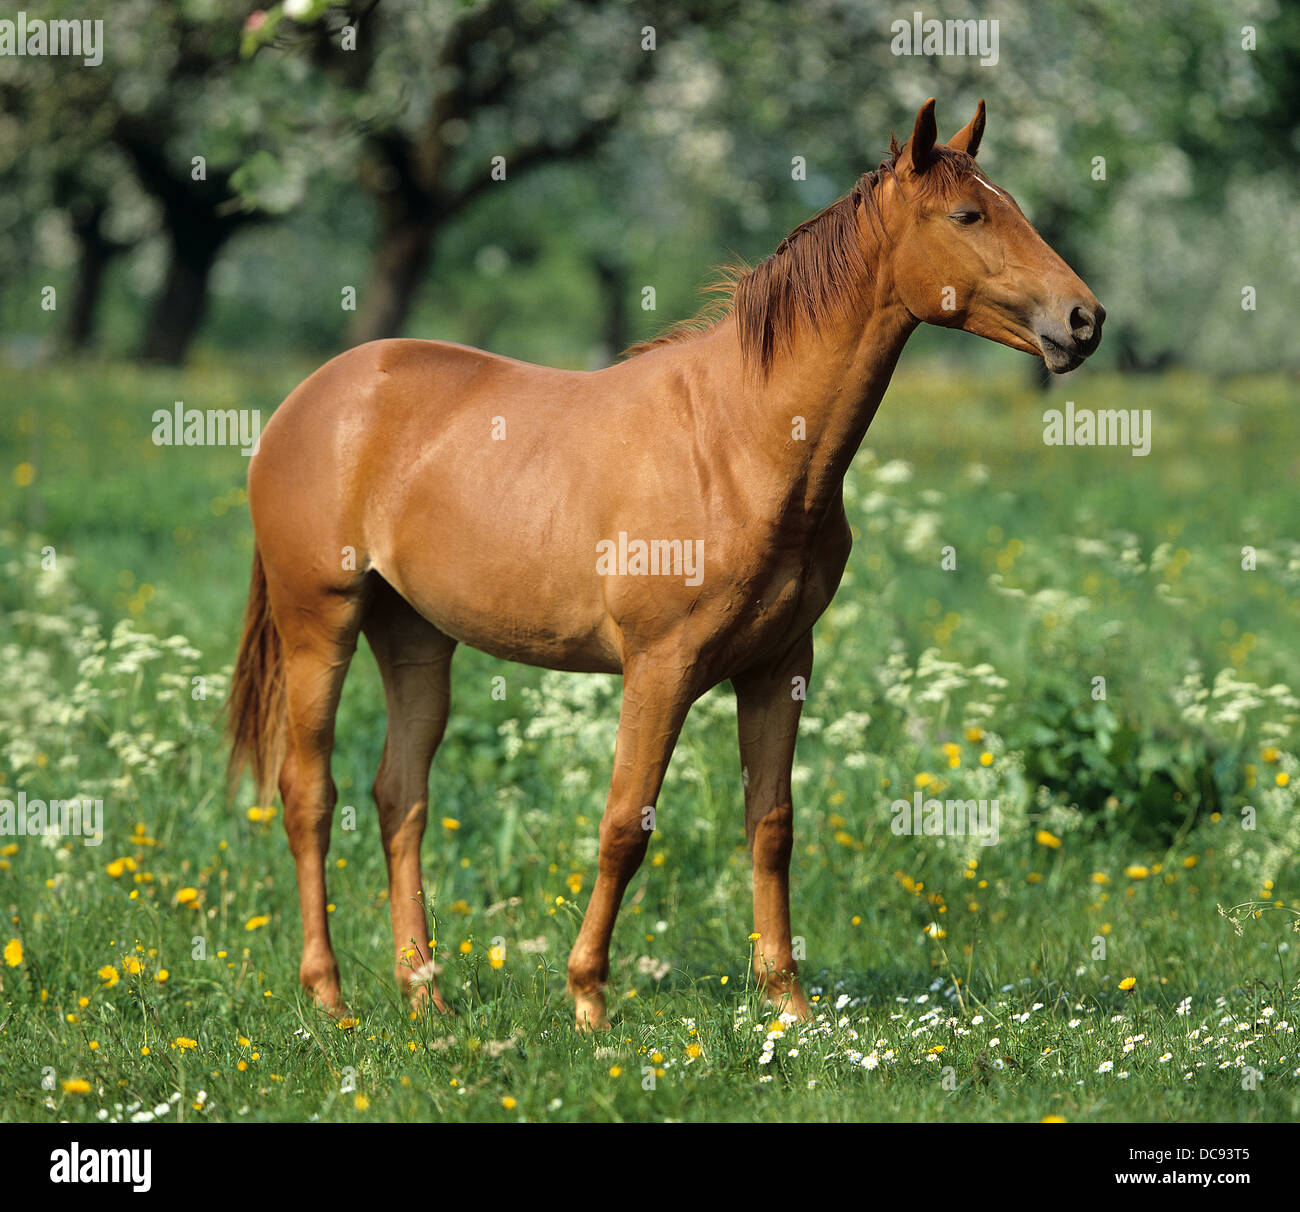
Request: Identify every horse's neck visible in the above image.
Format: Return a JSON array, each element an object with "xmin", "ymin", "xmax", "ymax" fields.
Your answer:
[{"xmin": 700, "ymin": 298, "xmax": 917, "ymax": 527}]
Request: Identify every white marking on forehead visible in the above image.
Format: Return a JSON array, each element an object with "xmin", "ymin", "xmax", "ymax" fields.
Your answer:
[{"xmin": 972, "ymin": 175, "xmax": 1010, "ymax": 203}]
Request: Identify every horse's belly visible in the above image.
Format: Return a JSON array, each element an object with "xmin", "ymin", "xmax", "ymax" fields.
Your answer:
[{"xmin": 374, "ymin": 545, "xmax": 623, "ymax": 674}]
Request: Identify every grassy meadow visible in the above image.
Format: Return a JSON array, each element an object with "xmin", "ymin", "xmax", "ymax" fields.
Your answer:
[{"xmin": 1, "ymin": 356, "xmax": 1298, "ymax": 1122}]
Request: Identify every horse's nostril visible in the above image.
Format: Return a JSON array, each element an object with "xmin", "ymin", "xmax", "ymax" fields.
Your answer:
[{"xmin": 1069, "ymin": 306, "xmax": 1095, "ymax": 340}]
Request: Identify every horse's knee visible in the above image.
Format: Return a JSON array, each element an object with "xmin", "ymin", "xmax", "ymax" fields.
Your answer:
[
  {"xmin": 374, "ymin": 776, "xmax": 427, "ymax": 848},
  {"xmin": 750, "ymin": 801, "xmax": 794, "ymax": 871},
  {"xmin": 597, "ymin": 808, "xmax": 651, "ymax": 874}
]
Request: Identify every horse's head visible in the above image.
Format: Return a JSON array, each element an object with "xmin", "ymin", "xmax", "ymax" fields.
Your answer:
[{"xmin": 883, "ymin": 98, "xmax": 1104, "ymax": 373}]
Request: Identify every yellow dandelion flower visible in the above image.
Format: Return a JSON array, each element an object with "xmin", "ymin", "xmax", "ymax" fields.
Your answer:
[
  {"xmin": 1118, "ymin": 976, "xmax": 1136, "ymax": 991},
  {"xmin": 1035, "ymin": 830, "xmax": 1062, "ymax": 849},
  {"xmin": 442, "ymin": 817, "xmax": 461, "ymax": 831},
  {"xmin": 3, "ymin": 938, "xmax": 22, "ymax": 966},
  {"xmin": 1124, "ymin": 865, "xmax": 1149, "ymax": 880},
  {"xmin": 62, "ymin": 1078, "xmax": 91, "ymax": 1094},
  {"xmin": 501, "ymin": 1096, "xmax": 517, "ymax": 1110},
  {"xmin": 244, "ymin": 914, "xmax": 271, "ymax": 931}
]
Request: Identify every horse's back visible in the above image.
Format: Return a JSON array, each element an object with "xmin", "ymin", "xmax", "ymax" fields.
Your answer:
[{"xmin": 249, "ymin": 338, "xmax": 628, "ymax": 671}]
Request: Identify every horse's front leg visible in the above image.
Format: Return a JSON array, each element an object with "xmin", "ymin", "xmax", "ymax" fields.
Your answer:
[
  {"xmin": 733, "ymin": 632, "xmax": 813, "ymax": 1021},
  {"xmin": 567, "ymin": 655, "xmax": 695, "ymax": 1030}
]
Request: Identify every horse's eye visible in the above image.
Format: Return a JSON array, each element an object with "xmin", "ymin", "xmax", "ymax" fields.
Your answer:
[{"xmin": 950, "ymin": 210, "xmax": 982, "ymax": 226}]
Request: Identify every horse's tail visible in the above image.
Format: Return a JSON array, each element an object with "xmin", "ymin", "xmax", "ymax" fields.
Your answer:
[{"xmin": 226, "ymin": 546, "xmax": 286, "ymax": 805}]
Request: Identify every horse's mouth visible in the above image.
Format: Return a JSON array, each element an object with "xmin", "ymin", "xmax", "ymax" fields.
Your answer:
[{"xmin": 1037, "ymin": 332, "xmax": 1086, "ymax": 374}]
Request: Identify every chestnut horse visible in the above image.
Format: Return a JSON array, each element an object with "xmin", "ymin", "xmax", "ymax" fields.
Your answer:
[{"xmin": 228, "ymin": 99, "xmax": 1103, "ymax": 1029}]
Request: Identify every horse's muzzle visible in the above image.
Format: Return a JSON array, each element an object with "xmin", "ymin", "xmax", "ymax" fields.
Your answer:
[{"xmin": 1038, "ymin": 300, "xmax": 1105, "ymax": 373}]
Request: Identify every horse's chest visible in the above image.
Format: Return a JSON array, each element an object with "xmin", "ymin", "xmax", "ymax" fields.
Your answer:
[
  {"xmin": 745, "ymin": 564, "xmax": 832, "ymax": 644},
  {"xmin": 728, "ymin": 513, "xmax": 852, "ymax": 665}
]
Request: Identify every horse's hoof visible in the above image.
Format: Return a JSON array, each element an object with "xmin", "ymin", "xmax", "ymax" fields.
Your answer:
[
  {"xmin": 409, "ymin": 982, "xmax": 452, "ymax": 1015},
  {"xmin": 316, "ymin": 993, "xmax": 356, "ymax": 1024},
  {"xmin": 572, "ymin": 993, "xmax": 611, "ymax": 1032}
]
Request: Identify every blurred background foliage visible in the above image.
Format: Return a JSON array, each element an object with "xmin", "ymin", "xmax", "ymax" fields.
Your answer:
[{"xmin": 0, "ymin": 0, "xmax": 1296, "ymax": 374}]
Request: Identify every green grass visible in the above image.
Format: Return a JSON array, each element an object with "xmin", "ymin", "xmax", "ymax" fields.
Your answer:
[{"xmin": 1, "ymin": 355, "xmax": 1298, "ymax": 1122}]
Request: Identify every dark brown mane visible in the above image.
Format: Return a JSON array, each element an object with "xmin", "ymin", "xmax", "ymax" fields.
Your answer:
[{"xmin": 624, "ymin": 143, "xmax": 978, "ymax": 374}]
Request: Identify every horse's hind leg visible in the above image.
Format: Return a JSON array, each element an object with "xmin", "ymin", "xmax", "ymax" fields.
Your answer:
[
  {"xmin": 273, "ymin": 583, "xmax": 364, "ymax": 1016},
  {"xmin": 363, "ymin": 580, "xmax": 456, "ymax": 1012}
]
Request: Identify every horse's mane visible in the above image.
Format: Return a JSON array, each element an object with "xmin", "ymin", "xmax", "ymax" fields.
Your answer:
[{"xmin": 623, "ymin": 141, "xmax": 977, "ymax": 375}]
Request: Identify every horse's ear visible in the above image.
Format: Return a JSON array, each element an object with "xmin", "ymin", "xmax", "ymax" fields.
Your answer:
[
  {"xmin": 903, "ymin": 97, "xmax": 938, "ymax": 175},
  {"xmin": 948, "ymin": 99, "xmax": 986, "ymax": 157}
]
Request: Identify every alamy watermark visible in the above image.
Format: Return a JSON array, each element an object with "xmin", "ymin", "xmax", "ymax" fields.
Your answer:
[
  {"xmin": 1043, "ymin": 400, "xmax": 1152, "ymax": 456},
  {"xmin": 50, "ymin": 1143, "xmax": 151, "ymax": 1192},
  {"xmin": 152, "ymin": 403, "xmax": 261, "ymax": 456},
  {"xmin": 0, "ymin": 792, "xmax": 104, "ymax": 847},
  {"xmin": 595, "ymin": 532, "xmax": 704, "ymax": 587},
  {"xmin": 891, "ymin": 790, "xmax": 999, "ymax": 846},
  {"xmin": 890, "ymin": 11, "xmax": 999, "ymax": 67},
  {"xmin": 0, "ymin": 12, "xmax": 103, "ymax": 67}
]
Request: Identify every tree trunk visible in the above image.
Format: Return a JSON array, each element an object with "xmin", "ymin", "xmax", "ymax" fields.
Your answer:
[
  {"xmin": 139, "ymin": 233, "xmax": 221, "ymax": 365},
  {"xmin": 65, "ymin": 203, "xmax": 119, "ymax": 351},
  {"xmin": 347, "ymin": 210, "xmax": 438, "ymax": 346},
  {"xmin": 594, "ymin": 255, "xmax": 629, "ymax": 363}
]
